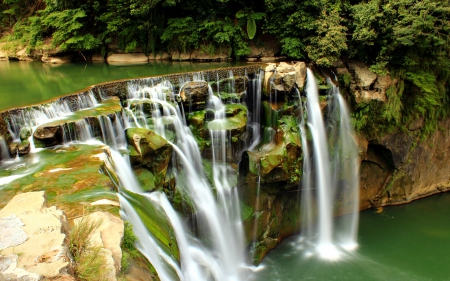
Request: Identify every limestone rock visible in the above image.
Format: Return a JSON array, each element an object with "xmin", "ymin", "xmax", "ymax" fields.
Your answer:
[
  {"xmin": 126, "ymin": 128, "xmax": 173, "ymax": 186},
  {"xmin": 107, "ymin": 53, "xmax": 148, "ymax": 64},
  {"xmin": 293, "ymin": 61, "xmax": 307, "ymax": 89},
  {"xmin": 0, "ymin": 192, "xmax": 70, "ymax": 280},
  {"xmin": 247, "ymin": 40, "xmax": 280, "ymax": 58},
  {"xmin": 0, "ymin": 43, "xmax": 7, "ymax": 60},
  {"xmin": 374, "ymin": 74, "xmax": 392, "ymax": 96},
  {"xmin": 0, "ymin": 215, "xmax": 27, "ymax": 251},
  {"xmin": 348, "ymin": 62, "xmax": 377, "ymax": 88},
  {"xmin": 353, "ymin": 90, "xmax": 387, "ymax": 103},
  {"xmin": 0, "ymin": 254, "xmax": 40, "ymax": 281}
]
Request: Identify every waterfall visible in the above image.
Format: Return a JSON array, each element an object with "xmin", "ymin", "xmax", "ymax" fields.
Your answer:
[
  {"xmin": 7, "ymin": 101, "xmax": 71, "ymax": 141},
  {"xmin": 329, "ymin": 84, "xmax": 360, "ymax": 250},
  {"xmin": 248, "ymin": 70, "xmax": 263, "ymax": 150},
  {"xmin": 299, "ymin": 69, "xmax": 359, "ymax": 260},
  {"xmin": 75, "ymin": 90, "xmax": 99, "ymax": 110},
  {"xmin": 0, "ymin": 137, "xmax": 10, "ymax": 161},
  {"xmin": 117, "ymin": 76, "xmax": 248, "ymax": 280}
]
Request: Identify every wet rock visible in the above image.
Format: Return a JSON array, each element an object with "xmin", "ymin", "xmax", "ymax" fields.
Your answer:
[
  {"xmin": 126, "ymin": 128, "xmax": 173, "ymax": 187},
  {"xmin": 180, "ymin": 81, "xmax": 209, "ymax": 111},
  {"xmin": 19, "ymin": 127, "xmax": 32, "ymax": 141},
  {"xmin": 33, "ymin": 124, "xmax": 63, "ymax": 147}
]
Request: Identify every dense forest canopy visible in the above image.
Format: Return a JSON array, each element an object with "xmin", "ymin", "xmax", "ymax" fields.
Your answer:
[{"xmin": 0, "ymin": 0, "xmax": 449, "ymax": 137}]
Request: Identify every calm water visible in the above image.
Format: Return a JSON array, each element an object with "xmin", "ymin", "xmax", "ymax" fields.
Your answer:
[
  {"xmin": 249, "ymin": 192, "xmax": 450, "ymax": 281},
  {"xmin": 0, "ymin": 60, "xmax": 248, "ymax": 111}
]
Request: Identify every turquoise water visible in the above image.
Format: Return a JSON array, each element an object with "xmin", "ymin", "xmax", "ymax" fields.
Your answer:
[
  {"xmin": 0, "ymin": 60, "xmax": 247, "ymax": 111},
  {"xmin": 248, "ymin": 192, "xmax": 450, "ymax": 281}
]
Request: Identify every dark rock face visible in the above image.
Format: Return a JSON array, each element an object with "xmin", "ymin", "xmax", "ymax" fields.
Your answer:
[
  {"xmin": 33, "ymin": 125, "xmax": 63, "ymax": 148},
  {"xmin": 359, "ymin": 119, "xmax": 450, "ymax": 208},
  {"xmin": 180, "ymin": 82, "xmax": 210, "ymax": 111}
]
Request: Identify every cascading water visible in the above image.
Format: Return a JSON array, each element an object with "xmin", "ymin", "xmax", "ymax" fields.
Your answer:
[
  {"xmin": 0, "ymin": 137, "xmax": 10, "ymax": 161},
  {"xmin": 116, "ymin": 76, "xmax": 249, "ymax": 280},
  {"xmin": 247, "ymin": 70, "xmax": 263, "ymax": 150},
  {"xmin": 328, "ymin": 83, "xmax": 360, "ymax": 250},
  {"xmin": 299, "ymin": 69, "xmax": 359, "ymax": 260}
]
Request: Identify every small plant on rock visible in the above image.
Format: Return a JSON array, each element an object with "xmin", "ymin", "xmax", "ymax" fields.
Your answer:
[{"xmin": 69, "ymin": 216, "xmax": 108, "ymax": 281}]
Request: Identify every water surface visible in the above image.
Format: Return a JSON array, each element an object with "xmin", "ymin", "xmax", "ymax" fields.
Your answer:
[
  {"xmin": 249, "ymin": 193, "xmax": 450, "ymax": 281},
  {"xmin": 0, "ymin": 60, "xmax": 247, "ymax": 111}
]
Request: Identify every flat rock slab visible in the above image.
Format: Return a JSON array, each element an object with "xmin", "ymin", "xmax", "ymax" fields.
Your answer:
[
  {"xmin": 0, "ymin": 215, "xmax": 27, "ymax": 251},
  {"xmin": 0, "ymin": 191, "xmax": 70, "ymax": 280}
]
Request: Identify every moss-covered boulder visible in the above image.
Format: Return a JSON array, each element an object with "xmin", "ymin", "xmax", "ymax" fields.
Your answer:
[
  {"xmin": 126, "ymin": 128, "xmax": 173, "ymax": 189},
  {"xmin": 188, "ymin": 103, "xmax": 248, "ymax": 163}
]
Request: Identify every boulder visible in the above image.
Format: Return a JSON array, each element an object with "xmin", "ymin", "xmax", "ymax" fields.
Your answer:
[
  {"xmin": 33, "ymin": 124, "xmax": 63, "ymax": 147},
  {"xmin": 126, "ymin": 128, "xmax": 173, "ymax": 187},
  {"xmin": 348, "ymin": 62, "xmax": 377, "ymax": 89},
  {"xmin": 107, "ymin": 53, "xmax": 148, "ymax": 64},
  {"xmin": 292, "ymin": 61, "xmax": 307, "ymax": 89},
  {"xmin": 180, "ymin": 81, "xmax": 209, "ymax": 111},
  {"xmin": 19, "ymin": 127, "xmax": 32, "ymax": 141},
  {"xmin": 0, "ymin": 192, "xmax": 71, "ymax": 280}
]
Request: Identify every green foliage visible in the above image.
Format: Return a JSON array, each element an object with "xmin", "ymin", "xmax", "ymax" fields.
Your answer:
[
  {"xmin": 121, "ymin": 221, "xmax": 140, "ymax": 271},
  {"xmin": 381, "ymin": 81, "xmax": 404, "ymax": 123},
  {"xmin": 42, "ymin": 8, "xmax": 100, "ymax": 50},
  {"xmin": 305, "ymin": 8, "xmax": 347, "ymax": 66},
  {"xmin": 236, "ymin": 9, "xmax": 265, "ymax": 40},
  {"xmin": 69, "ymin": 216, "xmax": 109, "ymax": 281}
]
